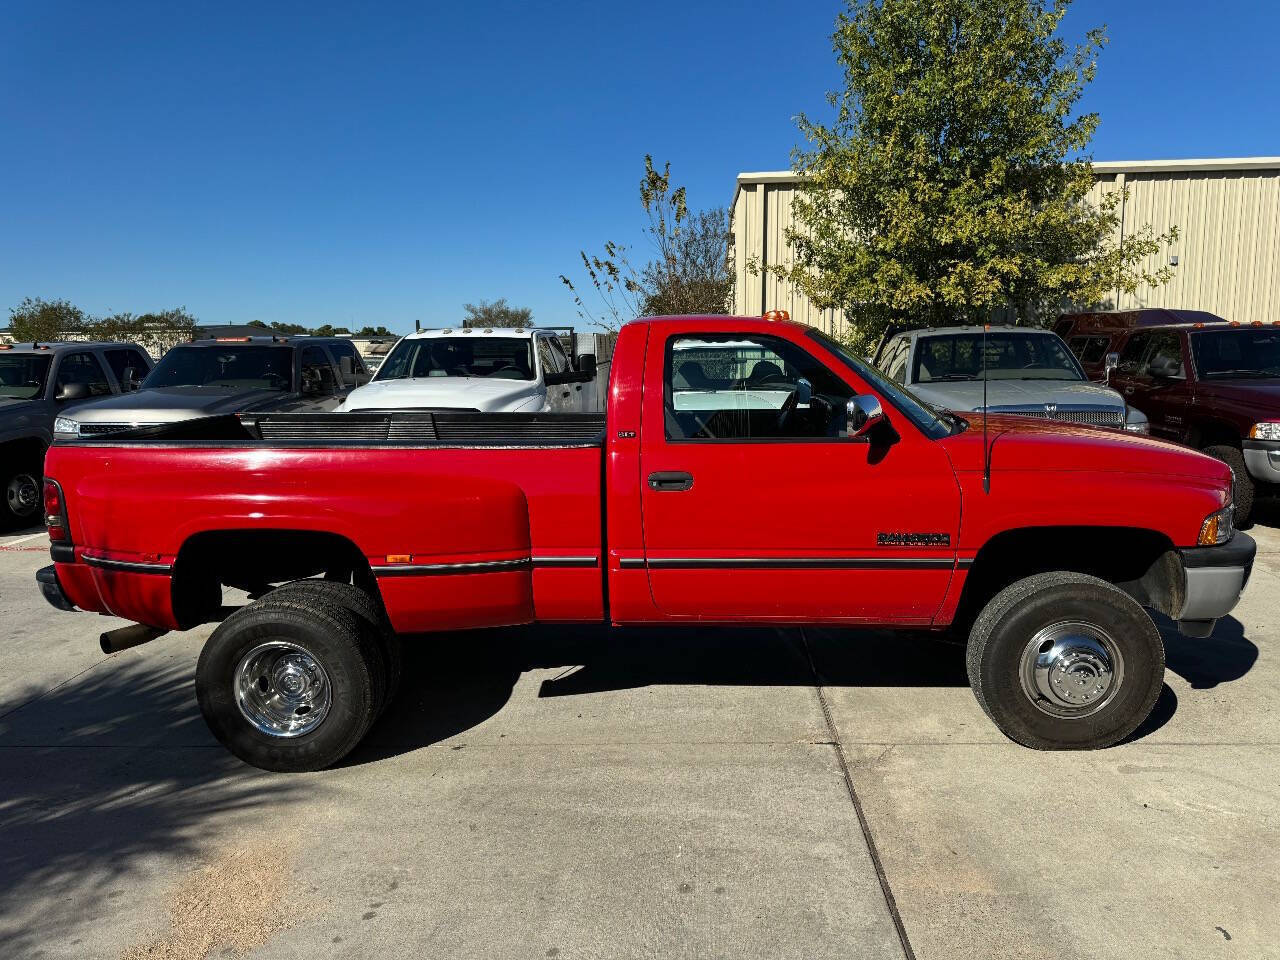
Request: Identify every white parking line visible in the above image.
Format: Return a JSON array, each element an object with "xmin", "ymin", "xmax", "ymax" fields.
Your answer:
[{"xmin": 0, "ymin": 531, "xmax": 49, "ymax": 547}]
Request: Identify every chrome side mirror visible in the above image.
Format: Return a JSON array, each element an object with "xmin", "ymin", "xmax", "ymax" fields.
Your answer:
[
  {"xmin": 1103, "ymin": 351, "xmax": 1120, "ymax": 384},
  {"xmin": 794, "ymin": 377, "xmax": 812, "ymax": 408},
  {"xmin": 846, "ymin": 394, "xmax": 884, "ymax": 439}
]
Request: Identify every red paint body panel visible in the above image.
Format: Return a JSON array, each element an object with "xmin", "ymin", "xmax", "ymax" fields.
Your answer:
[{"xmin": 43, "ymin": 315, "xmax": 1234, "ymax": 634}]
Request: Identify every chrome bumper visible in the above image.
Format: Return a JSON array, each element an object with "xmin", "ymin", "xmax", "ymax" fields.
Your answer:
[
  {"xmin": 1175, "ymin": 533, "xmax": 1256, "ymax": 637},
  {"xmin": 1242, "ymin": 440, "xmax": 1280, "ymax": 484}
]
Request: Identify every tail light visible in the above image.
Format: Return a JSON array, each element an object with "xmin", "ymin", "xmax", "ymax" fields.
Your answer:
[{"xmin": 44, "ymin": 479, "xmax": 70, "ymax": 544}]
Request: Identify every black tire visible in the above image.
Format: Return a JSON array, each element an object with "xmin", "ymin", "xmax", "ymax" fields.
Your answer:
[
  {"xmin": 196, "ymin": 597, "xmax": 380, "ymax": 771},
  {"xmin": 1, "ymin": 457, "xmax": 43, "ymax": 531},
  {"xmin": 966, "ymin": 571, "xmax": 1165, "ymax": 750},
  {"xmin": 267, "ymin": 579, "xmax": 401, "ymax": 712},
  {"xmin": 1204, "ymin": 444, "xmax": 1253, "ymax": 527}
]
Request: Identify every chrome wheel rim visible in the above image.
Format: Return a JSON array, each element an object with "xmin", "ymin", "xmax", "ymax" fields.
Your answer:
[
  {"xmin": 1019, "ymin": 621, "xmax": 1124, "ymax": 719},
  {"xmin": 234, "ymin": 641, "xmax": 332, "ymax": 738},
  {"xmin": 6, "ymin": 472, "xmax": 40, "ymax": 518}
]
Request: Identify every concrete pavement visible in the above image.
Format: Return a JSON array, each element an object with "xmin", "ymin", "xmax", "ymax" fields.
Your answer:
[{"xmin": 1, "ymin": 520, "xmax": 1278, "ymax": 959}]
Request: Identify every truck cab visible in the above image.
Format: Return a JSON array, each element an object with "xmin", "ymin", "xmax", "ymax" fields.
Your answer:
[{"xmin": 338, "ymin": 326, "xmax": 597, "ymax": 414}]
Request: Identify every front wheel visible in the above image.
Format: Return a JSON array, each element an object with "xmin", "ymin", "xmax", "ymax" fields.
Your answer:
[
  {"xmin": 1204, "ymin": 444, "xmax": 1253, "ymax": 527},
  {"xmin": 966, "ymin": 571, "xmax": 1164, "ymax": 750}
]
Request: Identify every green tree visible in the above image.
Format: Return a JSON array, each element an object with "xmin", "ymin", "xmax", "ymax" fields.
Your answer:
[
  {"xmin": 777, "ymin": 0, "xmax": 1177, "ymax": 349},
  {"xmin": 354, "ymin": 325, "xmax": 394, "ymax": 337},
  {"xmin": 462, "ymin": 298, "xmax": 534, "ymax": 329},
  {"xmin": 7, "ymin": 297, "xmax": 86, "ymax": 342},
  {"xmin": 561, "ymin": 156, "xmax": 733, "ymax": 330}
]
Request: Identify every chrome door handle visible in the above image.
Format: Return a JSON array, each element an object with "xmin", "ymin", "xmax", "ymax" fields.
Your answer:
[{"xmin": 647, "ymin": 471, "xmax": 694, "ymax": 492}]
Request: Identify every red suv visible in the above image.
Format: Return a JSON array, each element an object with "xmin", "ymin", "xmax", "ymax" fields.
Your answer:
[{"xmin": 1057, "ymin": 309, "xmax": 1280, "ymax": 524}]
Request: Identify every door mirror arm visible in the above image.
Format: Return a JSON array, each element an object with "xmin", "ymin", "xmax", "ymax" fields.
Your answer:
[{"xmin": 1103, "ymin": 352, "xmax": 1120, "ymax": 385}]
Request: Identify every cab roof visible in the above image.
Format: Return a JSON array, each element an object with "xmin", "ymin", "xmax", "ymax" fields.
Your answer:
[{"xmin": 401, "ymin": 327, "xmax": 561, "ymax": 340}]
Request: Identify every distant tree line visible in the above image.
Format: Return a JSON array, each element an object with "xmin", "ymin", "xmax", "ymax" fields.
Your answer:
[
  {"xmin": 246, "ymin": 320, "xmax": 395, "ymax": 338},
  {"xmin": 5, "ymin": 298, "xmax": 397, "ymax": 345}
]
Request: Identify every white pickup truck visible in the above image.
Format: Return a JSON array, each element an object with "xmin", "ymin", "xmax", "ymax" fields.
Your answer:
[{"xmin": 338, "ymin": 326, "xmax": 599, "ymax": 413}]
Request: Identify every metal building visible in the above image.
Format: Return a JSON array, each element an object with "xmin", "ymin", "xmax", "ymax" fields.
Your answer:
[{"xmin": 732, "ymin": 157, "xmax": 1280, "ymax": 336}]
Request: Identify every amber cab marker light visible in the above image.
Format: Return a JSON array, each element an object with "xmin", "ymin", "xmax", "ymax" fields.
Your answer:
[
  {"xmin": 763, "ymin": 309, "xmax": 790, "ymax": 323},
  {"xmin": 216, "ymin": 336, "xmax": 252, "ymax": 342}
]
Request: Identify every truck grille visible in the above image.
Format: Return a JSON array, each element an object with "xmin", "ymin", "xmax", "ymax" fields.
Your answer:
[
  {"xmin": 77, "ymin": 422, "xmax": 154, "ymax": 436},
  {"xmin": 991, "ymin": 407, "xmax": 1124, "ymax": 429}
]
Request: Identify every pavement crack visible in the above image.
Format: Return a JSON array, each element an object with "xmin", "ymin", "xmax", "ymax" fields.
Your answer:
[{"xmin": 797, "ymin": 626, "xmax": 917, "ymax": 960}]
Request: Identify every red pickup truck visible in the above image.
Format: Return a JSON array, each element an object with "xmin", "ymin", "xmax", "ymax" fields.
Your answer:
[{"xmin": 36, "ymin": 315, "xmax": 1255, "ymax": 771}]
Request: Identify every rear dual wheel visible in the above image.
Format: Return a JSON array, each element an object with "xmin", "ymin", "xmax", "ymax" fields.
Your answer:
[
  {"xmin": 967, "ymin": 571, "xmax": 1165, "ymax": 750},
  {"xmin": 196, "ymin": 581, "xmax": 399, "ymax": 772}
]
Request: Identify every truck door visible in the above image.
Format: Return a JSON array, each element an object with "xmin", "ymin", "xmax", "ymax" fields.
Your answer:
[
  {"xmin": 639, "ymin": 327, "xmax": 962, "ymax": 623},
  {"xmin": 1112, "ymin": 331, "xmax": 1191, "ymax": 440}
]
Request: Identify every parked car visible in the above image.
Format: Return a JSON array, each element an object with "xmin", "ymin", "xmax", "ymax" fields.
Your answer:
[
  {"xmin": 37, "ymin": 313, "xmax": 1252, "ymax": 771},
  {"xmin": 1057, "ymin": 310, "xmax": 1280, "ymax": 524},
  {"xmin": 873, "ymin": 326, "xmax": 1148, "ymax": 433},
  {"xmin": 53, "ymin": 334, "xmax": 371, "ymax": 440},
  {"xmin": 338, "ymin": 326, "xmax": 596, "ymax": 413},
  {"xmin": 0, "ymin": 340, "xmax": 153, "ymax": 528}
]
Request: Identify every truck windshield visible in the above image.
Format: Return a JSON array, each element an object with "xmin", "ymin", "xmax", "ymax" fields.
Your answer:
[
  {"xmin": 374, "ymin": 338, "xmax": 534, "ymax": 381},
  {"xmin": 143, "ymin": 345, "xmax": 294, "ymax": 390},
  {"xmin": 0, "ymin": 354, "xmax": 51, "ymax": 400},
  {"xmin": 806, "ymin": 329, "xmax": 956, "ymax": 439},
  {"xmin": 1192, "ymin": 329, "xmax": 1280, "ymax": 378},
  {"xmin": 913, "ymin": 332, "xmax": 1084, "ymax": 382}
]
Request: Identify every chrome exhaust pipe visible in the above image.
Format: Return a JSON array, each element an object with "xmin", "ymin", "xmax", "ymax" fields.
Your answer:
[{"xmin": 100, "ymin": 624, "xmax": 169, "ymax": 655}]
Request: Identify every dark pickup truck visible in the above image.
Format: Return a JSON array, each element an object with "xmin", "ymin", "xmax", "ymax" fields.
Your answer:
[
  {"xmin": 0, "ymin": 340, "xmax": 153, "ymax": 528},
  {"xmin": 37, "ymin": 314, "xmax": 1254, "ymax": 772},
  {"xmin": 1059, "ymin": 311, "xmax": 1280, "ymax": 524}
]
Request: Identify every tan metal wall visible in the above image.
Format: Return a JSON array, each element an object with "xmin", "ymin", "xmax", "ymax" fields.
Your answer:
[{"xmin": 734, "ymin": 159, "xmax": 1280, "ymax": 332}]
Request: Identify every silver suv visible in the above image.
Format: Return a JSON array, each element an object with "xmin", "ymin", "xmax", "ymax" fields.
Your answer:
[{"xmin": 875, "ymin": 326, "xmax": 1148, "ymax": 432}]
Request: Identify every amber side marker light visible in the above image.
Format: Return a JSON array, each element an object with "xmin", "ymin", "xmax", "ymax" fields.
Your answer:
[
  {"xmin": 763, "ymin": 310, "xmax": 790, "ymax": 322},
  {"xmin": 385, "ymin": 554, "xmax": 412, "ymax": 564}
]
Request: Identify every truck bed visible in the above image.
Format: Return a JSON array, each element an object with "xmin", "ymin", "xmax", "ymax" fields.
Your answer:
[{"xmin": 45, "ymin": 412, "xmax": 608, "ymax": 632}]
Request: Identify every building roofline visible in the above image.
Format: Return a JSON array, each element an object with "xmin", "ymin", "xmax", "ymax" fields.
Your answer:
[{"xmin": 735, "ymin": 156, "xmax": 1280, "ymax": 188}]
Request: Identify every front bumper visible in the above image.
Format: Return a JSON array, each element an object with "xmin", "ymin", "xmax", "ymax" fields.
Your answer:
[
  {"xmin": 1175, "ymin": 533, "xmax": 1256, "ymax": 636},
  {"xmin": 1242, "ymin": 439, "xmax": 1280, "ymax": 484},
  {"xmin": 36, "ymin": 564, "xmax": 77, "ymax": 612}
]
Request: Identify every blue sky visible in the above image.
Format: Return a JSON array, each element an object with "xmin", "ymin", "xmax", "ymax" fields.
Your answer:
[{"xmin": 1, "ymin": 0, "xmax": 1276, "ymax": 333}]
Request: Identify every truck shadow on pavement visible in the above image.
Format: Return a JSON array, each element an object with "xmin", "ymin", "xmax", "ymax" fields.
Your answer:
[
  {"xmin": 348, "ymin": 615, "xmax": 1257, "ymax": 765},
  {"xmin": 0, "ymin": 655, "xmax": 309, "ymax": 959}
]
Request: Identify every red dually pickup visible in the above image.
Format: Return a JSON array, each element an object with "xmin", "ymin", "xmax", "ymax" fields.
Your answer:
[{"xmin": 37, "ymin": 315, "xmax": 1255, "ymax": 770}]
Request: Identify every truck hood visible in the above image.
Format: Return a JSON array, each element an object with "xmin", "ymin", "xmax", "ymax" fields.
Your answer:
[
  {"xmin": 67, "ymin": 387, "xmax": 290, "ymax": 423},
  {"xmin": 912, "ymin": 379, "xmax": 1124, "ymax": 413},
  {"xmin": 943, "ymin": 414, "xmax": 1230, "ymax": 484},
  {"xmin": 339, "ymin": 377, "xmax": 542, "ymax": 412}
]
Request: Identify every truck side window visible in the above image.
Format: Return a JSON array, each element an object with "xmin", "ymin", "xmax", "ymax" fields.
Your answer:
[
  {"xmin": 1117, "ymin": 333, "xmax": 1152, "ymax": 375},
  {"xmin": 1140, "ymin": 332, "xmax": 1185, "ymax": 379},
  {"xmin": 1068, "ymin": 336, "xmax": 1109, "ymax": 364},
  {"xmin": 536, "ymin": 336, "xmax": 563, "ymax": 377},
  {"xmin": 665, "ymin": 334, "xmax": 853, "ymax": 441},
  {"xmin": 56, "ymin": 352, "xmax": 112, "ymax": 396},
  {"xmin": 104, "ymin": 348, "xmax": 150, "ymax": 386},
  {"xmin": 328, "ymin": 341, "xmax": 366, "ymax": 387},
  {"xmin": 300, "ymin": 346, "xmax": 336, "ymax": 395},
  {"xmin": 885, "ymin": 339, "xmax": 909, "ymax": 384}
]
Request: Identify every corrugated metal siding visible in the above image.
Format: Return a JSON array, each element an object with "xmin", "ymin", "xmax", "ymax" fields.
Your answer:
[{"xmin": 733, "ymin": 162, "xmax": 1280, "ymax": 329}]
